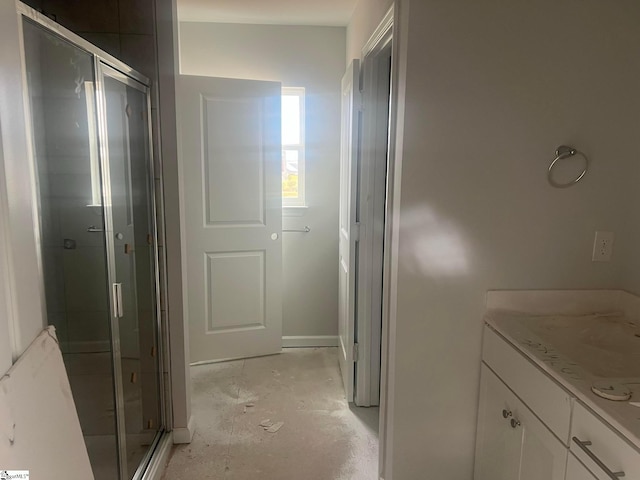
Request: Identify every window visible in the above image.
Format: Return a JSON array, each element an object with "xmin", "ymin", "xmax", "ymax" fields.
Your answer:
[{"xmin": 281, "ymin": 87, "xmax": 305, "ymax": 206}]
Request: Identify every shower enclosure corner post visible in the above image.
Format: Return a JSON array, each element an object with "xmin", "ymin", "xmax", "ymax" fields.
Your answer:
[{"xmin": 0, "ymin": 0, "xmax": 48, "ymax": 359}]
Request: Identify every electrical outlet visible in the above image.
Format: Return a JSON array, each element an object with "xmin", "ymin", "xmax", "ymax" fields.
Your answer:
[{"xmin": 592, "ymin": 231, "xmax": 614, "ymax": 262}]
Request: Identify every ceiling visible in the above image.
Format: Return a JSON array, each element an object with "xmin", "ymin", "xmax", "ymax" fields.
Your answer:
[{"xmin": 177, "ymin": 0, "xmax": 358, "ymax": 26}]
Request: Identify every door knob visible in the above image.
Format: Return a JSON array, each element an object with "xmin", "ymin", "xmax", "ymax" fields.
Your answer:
[
  {"xmin": 502, "ymin": 409, "xmax": 512, "ymax": 419},
  {"xmin": 271, "ymin": 233, "xmax": 279, "ymax": 240},
  {"xmin": 510, "ymin": 418, "xmax": 521, "ymax": 429}
]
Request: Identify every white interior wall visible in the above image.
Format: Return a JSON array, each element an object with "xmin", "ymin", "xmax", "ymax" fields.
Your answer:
[
  {"xmin": 364, "ymin": 0, "xmax": 640, "ymax": 478},
  {"xmin": 178, "ymin": 22, "xmax": 346, "ymax": 340}
]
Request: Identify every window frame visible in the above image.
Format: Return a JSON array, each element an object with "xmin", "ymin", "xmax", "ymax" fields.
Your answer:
[{"xmin": 281, "ymin": 87, "xmax": 305, "ymax": 207}]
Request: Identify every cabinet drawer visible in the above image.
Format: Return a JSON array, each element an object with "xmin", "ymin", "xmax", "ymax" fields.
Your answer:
[
  {"xmin": 571, "ymin": 402, "xmax": 640, "ymax": 480},
  {"xmin": 482, "ymin": 326, "xmax": 572, "ymax": 444}
]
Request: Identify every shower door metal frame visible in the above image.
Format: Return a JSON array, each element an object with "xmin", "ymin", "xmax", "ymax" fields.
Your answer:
[
  {"xmin": 96, "ymin": 61, "xmax": 167, "ymax": 479},
  {"xmin": 9, "ymin": 2, "xmax": 170, "ymax": 479}
]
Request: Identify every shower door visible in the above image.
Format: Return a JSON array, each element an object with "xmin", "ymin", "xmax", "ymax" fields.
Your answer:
[
  {"xmin": 22, "ymin": 19, "xmax": 121, "ymax": 479},
  {"xmin": 98, "ymin": 63, "xmax": 163, "ymax": 479},
  {"xmin": 20, "ymin": 10, "xmax": 165, "ymax": 480}
]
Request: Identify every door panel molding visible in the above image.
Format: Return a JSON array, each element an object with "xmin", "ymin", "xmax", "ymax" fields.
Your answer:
[
  {"xmin": 202, "ymin": 95, "xmax": 266, "ymax": 227},
  {"xmin": 204, "ymin": 250, "xmax": 266, "ymax": 333}
]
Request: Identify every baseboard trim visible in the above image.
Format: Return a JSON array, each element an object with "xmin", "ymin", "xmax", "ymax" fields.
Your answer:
[
  {"xmin": 282, "ymin": 335, "xmax": 339, "ymax": 348},
  {"xmin": 142, "ymin": 431, "xmax": 173, "ymax": 480},
  {"xmin": 172, "ymin": 414, "xmax": 195, "ymax": 444}
]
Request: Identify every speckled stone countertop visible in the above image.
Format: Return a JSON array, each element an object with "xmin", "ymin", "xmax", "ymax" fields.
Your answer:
[
  {"xmin": 485, "ymin": 290, "xmax": 640, "ymax": 450},
  {"xmin": 485, "ymin": 308, "xmax": 640, "ymax": 451}
]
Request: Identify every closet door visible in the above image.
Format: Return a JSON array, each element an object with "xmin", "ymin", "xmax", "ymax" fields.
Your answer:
[{"xmin": 99, "ymin": 64, "xmax": 162, "ymax": 479}]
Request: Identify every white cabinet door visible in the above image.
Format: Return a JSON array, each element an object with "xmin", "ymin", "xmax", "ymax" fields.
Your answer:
[
  {"xmin": 178, "ymin": 75, "xmax": 283, "ymax": 363},
  {"xmin": 475, "ymin": 365, "xmax": 567, "ymax": 480},
  {"xmin": 566, "ymin": 453, "xmax": 597, "ymax": 480},
  {"xmin": 475, "ymin": 365, "xmax": 524, "ymax": 480},
  {"xmin": 518, "ymin": 395, "xmax": 568, "ymax": 480}
]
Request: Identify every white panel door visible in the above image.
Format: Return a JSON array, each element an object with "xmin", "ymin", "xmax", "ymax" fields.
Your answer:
[
  {"xmin": 178, "ymin": 75, "xmax": 282, "ymax": 363},
  {"xmin": 338, "ymin": 60, "xmax": 360, "ymax": 402}
]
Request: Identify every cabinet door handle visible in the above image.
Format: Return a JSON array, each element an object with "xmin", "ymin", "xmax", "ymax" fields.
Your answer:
[
  {"xmin": 502, "ymin": 409, "xmax": 512, "ymax": 419},
  {"xmin": 510, "ymin": 418, "xmax": 521, "ymax": 429},
  {"xmin": 572, "ymin": 437, "xmax": 625, "ymax": 479}
]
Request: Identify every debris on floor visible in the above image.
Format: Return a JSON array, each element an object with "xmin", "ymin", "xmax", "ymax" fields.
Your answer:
[
  {"xmin": 266, "ymin": 421, "xmax": 284, "ymax": 433},
  {"xmin": 258, "ymin": 419, "xmax": 284, "ymax": 433},
  {"xmin": 162, "ymin": 349, "xmax": 379, "ymax": 480}
]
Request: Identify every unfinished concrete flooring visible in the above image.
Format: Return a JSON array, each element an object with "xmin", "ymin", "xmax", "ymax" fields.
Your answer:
[{"xmin": 162, "ymin": 348, "xmax": 379, "ymax": 480}]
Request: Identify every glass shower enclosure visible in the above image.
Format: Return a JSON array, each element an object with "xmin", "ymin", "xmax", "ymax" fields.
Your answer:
[{"xmin": 16, "ymin": 5, "xmax": 166, "ymax": 479}]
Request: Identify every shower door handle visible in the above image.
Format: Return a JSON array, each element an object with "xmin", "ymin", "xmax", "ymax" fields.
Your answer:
[{"xmin": 112, "ymin": 283, "xmax": 124, "ymax": 318}]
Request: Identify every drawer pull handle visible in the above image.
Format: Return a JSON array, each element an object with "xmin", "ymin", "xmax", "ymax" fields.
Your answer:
[
  {"xmin": 502, "ymin": 409, "xmax": 512, "ymax": 419},
  {"xmin": 510, "ymin": 418, "xmax": 521, "ymax": 429},
  {"xmin": 572, "ymin": 437, "xmax": 625, "ymax": 479}
]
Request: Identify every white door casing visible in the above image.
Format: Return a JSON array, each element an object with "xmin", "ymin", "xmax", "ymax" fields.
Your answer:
[
  {"xmin": 178, "ymin": 75, "xmax": 282, "ymax": 364},
  {"xmin": 338, "ymin": 60, "xmax": 361, "ymax": 402}
]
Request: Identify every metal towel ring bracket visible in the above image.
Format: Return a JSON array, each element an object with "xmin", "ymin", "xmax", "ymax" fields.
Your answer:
[{"xmin": 548, "ymin": 145, "xmax": 589, "ymax": 188}]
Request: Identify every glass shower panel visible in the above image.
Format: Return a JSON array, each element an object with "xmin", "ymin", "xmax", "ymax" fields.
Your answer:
[
  {"xmin": 102, "ymin": 68, "xmax": 162, "ymax": 479},
  {"xmin": 22, "ymin": 19, "xmax": 119, "ymax": 480}
]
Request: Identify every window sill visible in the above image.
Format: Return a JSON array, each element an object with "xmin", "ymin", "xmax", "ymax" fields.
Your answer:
[{"xmin": 283, "ymin": 205, "xmax": 308, "ymax": 217}]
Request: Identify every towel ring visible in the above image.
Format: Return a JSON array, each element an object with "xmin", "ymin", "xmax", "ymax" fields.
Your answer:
[{"xmin": 547, "ymin": 145, "xmax": 589, "ymax": 188}]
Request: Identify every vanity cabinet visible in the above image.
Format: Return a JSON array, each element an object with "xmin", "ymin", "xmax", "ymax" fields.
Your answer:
[
  {"xmin": 475, "ymin": 364, "xmax": 567, "ymax": 480},
  {"xmin": 477, "ymin": 324, "xmax": 640, "ymax": 480}
]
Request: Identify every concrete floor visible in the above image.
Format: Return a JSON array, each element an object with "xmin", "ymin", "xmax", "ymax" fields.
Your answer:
[{"xmin": 162, "ymin": 348, "xmax": 379, "ymax": 480}]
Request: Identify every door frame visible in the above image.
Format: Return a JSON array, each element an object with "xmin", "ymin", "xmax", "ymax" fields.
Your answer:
[{"xmin": 366, "ymin": 4, "xmax": 403, "ymax": 480}]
